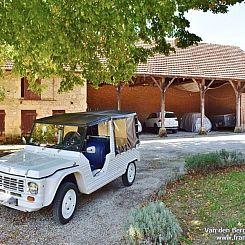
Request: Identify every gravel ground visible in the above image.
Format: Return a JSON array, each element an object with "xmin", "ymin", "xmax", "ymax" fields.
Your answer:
[{"xmin": 0, "ymin": 132, "xmax": 244, "ymax": 245}]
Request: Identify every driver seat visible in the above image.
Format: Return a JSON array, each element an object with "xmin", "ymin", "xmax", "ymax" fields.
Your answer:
[{"xmin": 84, "ymin": 137, "xmax": 110, "ymax": 170}]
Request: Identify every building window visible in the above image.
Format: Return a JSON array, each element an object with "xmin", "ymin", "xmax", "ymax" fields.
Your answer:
[
  {"xmin": 21, "ymin": 110, "xmax": 37, "ymax": 137},
  {"xmin": 21, "ymin": 78, "xmax": 25, "ymax": 98},
  {"xmin": 0, "ymin": 110, "xmax": 5, "ymax": 136},
  {"xmin": 21, "ymin": 77, "xmax": 41, "ymax": 100}
]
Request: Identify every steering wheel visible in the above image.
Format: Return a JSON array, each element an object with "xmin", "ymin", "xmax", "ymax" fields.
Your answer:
[{"xmin": 63, "ymin": 132, "xmax": 83, "ymax": 148}]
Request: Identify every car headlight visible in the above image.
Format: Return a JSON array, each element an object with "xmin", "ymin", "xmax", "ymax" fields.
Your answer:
[{"xmin": 28, "ymin": 182, "xmax": 38, "ymax": 195}]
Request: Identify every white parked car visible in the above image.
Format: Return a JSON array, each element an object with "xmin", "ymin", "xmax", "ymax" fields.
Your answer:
[
  {"xmin": 143, "ymin": 112, "xmax": 178, "ymax": 133},
  {"xmin": 0, "ymin": 111, "xmax": 140, "ymax": 224},
  {"xmin": 137, "ymin": 120, "xmax": 142, "ymax": 133}
]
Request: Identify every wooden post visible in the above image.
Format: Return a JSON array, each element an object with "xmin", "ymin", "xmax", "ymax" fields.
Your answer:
[
  {"xmin": 192, "ymin": 78, "xmax": 214, "ymax": 135},
  {"xmin": 236, "ymin": 93, "xmax": 241, "ymax": 129},
  {"xmin": 199, "ymin": 79, "xmax": 206, "ymax": 135},
  {"xmin": 116, "ymin": 83, "xmax": 121, "ymax": 111},
  {"xmin": 159, "ymin": 78, "xmax": 167, "ymax": 137},
  {"xmin": 150, "ymin": 76, "xmax": 175, "ymax": 137},
  {"xmin": 229, "ymin": 81, "xmax": 245, "ymax": 132}
]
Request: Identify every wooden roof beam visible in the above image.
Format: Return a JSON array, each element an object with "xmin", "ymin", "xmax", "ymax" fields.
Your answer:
[
  {"xmin": 192, "ymin": 78, "xmax": 214, "ymax": 93},
  {"xmin": 135, "ymin": 73, "xmax": 245, "ymax": 83}
]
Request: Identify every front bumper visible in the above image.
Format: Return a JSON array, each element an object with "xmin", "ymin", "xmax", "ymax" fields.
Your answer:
[
  {"xmin": 0, "ymin": 171, "xmax": 47, "ymax": 212},
  {"xmin": 0, "ymin": 192, "xmax": 43, "ymax": 212}
]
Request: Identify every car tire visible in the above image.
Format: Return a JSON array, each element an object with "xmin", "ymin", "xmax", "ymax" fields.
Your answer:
[
  {"xmin": 122, "ymin": 162, "xmax": 136, "ymax": 187},
  {"xmin": 212, "ymin": 124, "xmax": 217, "ymax": 131},
  {"xmin": 153, "ymin": 124, "xmax": 159, "ymax": 134},
  {"xmin": 53, "ymin": 182, "xmax": 78, "ymax": 225}
]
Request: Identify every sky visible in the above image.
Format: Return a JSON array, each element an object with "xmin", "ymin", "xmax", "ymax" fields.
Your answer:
[{"xmin": 185, "ymin": 3, "xmax": 245, "ymax": 50}]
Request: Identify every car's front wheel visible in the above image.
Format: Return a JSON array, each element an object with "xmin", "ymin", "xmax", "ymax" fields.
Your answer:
[
  {"xmin": 153, "ymin": 124, "xmax": 159, "ymax": 134},
  {"xmin": 53, "ymin": 182, "xmax": 78, "ymax": 225},
  {"xmin": 122, "ymin": 162, "xmax": 136, "ymax": 187}
]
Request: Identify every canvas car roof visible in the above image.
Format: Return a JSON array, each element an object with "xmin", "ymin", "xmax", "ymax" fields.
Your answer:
[{"xmin": 34, "ymin": 110, "xmax": 136, "ymax": 127}]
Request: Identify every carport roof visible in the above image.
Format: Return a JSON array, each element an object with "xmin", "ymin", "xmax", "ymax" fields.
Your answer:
[{"xmin": 136, "ymin": 42, "xmax": 245, "ymax": 81}]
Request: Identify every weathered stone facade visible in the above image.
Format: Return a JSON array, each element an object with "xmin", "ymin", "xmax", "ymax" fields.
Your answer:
[{"xmin": 0, "ymin": 73, "xmax": 87, "ymax": 141}]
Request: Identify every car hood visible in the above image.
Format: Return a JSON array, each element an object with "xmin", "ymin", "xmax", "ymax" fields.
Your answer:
[{"xmin": 0, "ymin": 145, "xmax": 80, "ymax": 179}]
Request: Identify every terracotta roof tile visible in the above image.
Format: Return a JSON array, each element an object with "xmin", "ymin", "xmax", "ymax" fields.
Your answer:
[{"xmin": 136, "ymin": 43, "xmax": 245, "ymax": 81}]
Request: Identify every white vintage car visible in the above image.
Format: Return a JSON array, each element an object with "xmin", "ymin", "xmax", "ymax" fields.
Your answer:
[
  {"xmin": 0, "ymin": 111, "xmax": 140, "ymax": 224},
  {"xmin": 143, "ymin": 112, "xmax": 179, "ymax": 133}
]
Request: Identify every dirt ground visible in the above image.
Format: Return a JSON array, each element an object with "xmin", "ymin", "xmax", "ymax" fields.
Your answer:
[{"xmin": 0, "ymin": 132, "xmax": 244, "ymax": 245}]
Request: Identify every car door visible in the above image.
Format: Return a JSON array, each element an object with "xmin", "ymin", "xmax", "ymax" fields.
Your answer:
[
  {"xmin": 146, "ymin": 113, "xmax": 157, "ymax": 128},
  {"xmin": 165, "ymin": 112, "xmax": 178, "ymax": 128},
  {"xmin": 145, "ymin": 114, "xmax": 151, "ymax": 128}
]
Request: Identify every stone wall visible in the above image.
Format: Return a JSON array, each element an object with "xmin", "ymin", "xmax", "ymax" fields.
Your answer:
[
  {"xmin": 87, "ymin": 84, "xmax": 235, "ymax": 119},
  {"xmin": 205, "ymin": 83, "xmax": 235, "ymax": 115},
  {"xmin": 87, "ymin": 83, "xmax": 238, "ymax": 123},
  {"xmin": 0, "ymin": 73, "xmax": 87, "ymax": 140},
  {"xmin": 87, "ymin": 84, "xmax": 200, "ymax": 121}
]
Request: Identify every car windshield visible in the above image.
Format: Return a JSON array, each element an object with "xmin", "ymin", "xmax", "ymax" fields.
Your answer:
[
  {"xmin": 156, "ymin": 112, "xmax": 176, "ymax": 118},
  {"xmin": 28, "ymin": 123, "xmax": 86, "ymax": 151},
  {"xmin": 165, "ymin": 112, "xmax": 176, "ymax": 118}
]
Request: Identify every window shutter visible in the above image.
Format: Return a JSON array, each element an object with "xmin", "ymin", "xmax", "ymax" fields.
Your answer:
[{"xmin": 21, "ymin": 77, "xmax": 41, "ymax": 100}]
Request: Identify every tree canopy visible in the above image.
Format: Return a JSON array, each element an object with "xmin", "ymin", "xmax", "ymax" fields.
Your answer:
[{"xmin": 0, "ymin": 0, "xmax": 243, "ymax": 92}]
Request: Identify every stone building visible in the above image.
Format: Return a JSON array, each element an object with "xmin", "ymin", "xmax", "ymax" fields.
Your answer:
[{"xmin": 0, "ymin": 73, "xmax": 86, "ymax": 141}]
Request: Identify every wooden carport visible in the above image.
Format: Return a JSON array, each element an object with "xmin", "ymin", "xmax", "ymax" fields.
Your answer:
[{"xmin": 115, "ymin": 43, "xmax": 245, "ymax": 136}]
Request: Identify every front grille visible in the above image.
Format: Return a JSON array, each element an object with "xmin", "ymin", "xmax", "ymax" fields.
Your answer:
[{"xmin": 0, "ymin": 175, "xmax": 24, "ymax": 193}]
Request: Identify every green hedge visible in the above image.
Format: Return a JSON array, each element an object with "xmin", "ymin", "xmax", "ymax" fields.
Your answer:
[{"xmin": 185, "ymin": 149, "xmax": 245, "ymax": 174}]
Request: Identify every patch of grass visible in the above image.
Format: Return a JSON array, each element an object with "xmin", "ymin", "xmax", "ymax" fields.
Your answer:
[{"xmin": 161, "ymin": 169, "xmax": 245, "ymax": 244}]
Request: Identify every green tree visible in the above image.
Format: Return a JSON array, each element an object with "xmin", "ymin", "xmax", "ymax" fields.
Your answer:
[{"xmin": 0, "ymin": 0, "xmax": 243, "ymax": 92}]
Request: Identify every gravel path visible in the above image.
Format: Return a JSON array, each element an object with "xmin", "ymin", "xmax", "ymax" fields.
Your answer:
[{"xmin": 0, "ymin": 132, "xmax": 244, "ymax": 245}]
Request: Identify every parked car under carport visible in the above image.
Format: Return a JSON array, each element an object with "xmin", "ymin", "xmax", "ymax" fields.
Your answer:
[
  {"xmin": 143, "ymin": 112, "xmax": 179, "ymax": 134},
  {"xmin": 180, "ymin": 112, "xmax": 212, "ymax": 133},
  {"xmin": 209, "ymin": 113, "xmax": 235, "ymax": 130}
]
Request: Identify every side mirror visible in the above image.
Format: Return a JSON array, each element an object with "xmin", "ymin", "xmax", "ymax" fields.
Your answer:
[
  {"xmin": 22, "ymin": 137, "xmax": 27, "ymax": 145},
  {"xmin": 86, "ymin": 146, "xmax": 96, "ymax": 154}
]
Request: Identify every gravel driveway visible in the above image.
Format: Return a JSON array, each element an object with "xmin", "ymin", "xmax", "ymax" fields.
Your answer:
[{"xmin": 0, "ymin": 132, "xmax": 245, "ymax": 245}]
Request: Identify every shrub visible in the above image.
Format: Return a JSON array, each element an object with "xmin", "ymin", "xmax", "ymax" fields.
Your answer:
[
  {"xmin": 219, "ymin": 149, "xmax": 245, "ymax": 167},
  {"xmin": 124, "ymin": 201, "xmax": 182, "ymax": 245},
  {"xmin": 185, "ymin": 149, "xmax": 245, "ymax": 174},
  {"xmin": 185, "ymin": 152, "xmax": 221, "ymax": 174}
]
